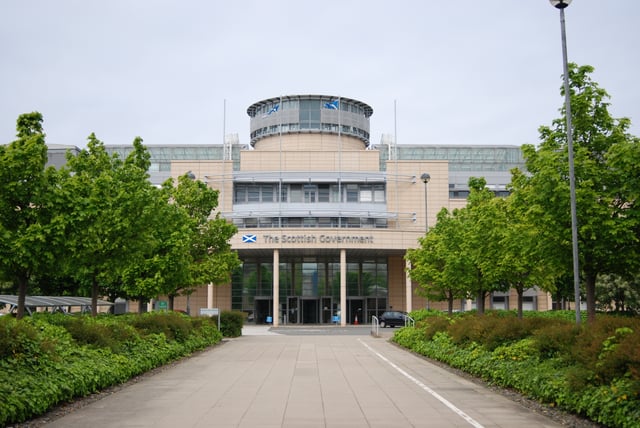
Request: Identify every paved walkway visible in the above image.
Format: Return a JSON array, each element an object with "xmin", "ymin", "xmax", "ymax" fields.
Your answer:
[{"xmin": 45, "ymin": 326, "xmax": 561, "ymax": 428}]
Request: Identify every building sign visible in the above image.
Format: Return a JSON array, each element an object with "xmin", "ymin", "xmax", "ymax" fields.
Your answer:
[
  {"xmin": 262, "ymin": 234, "xmax": 374, "ymax": 245},
  {"xmin": 199, "ymin": 308, "xmax": 220, "ymax": 317}
]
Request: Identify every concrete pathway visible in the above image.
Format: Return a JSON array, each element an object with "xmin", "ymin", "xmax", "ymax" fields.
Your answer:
[{"xmin": 45, "ymin": 326, "xmax": 560, "ymax": 428}]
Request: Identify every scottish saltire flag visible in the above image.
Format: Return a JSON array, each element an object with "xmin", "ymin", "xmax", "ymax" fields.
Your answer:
[
  {"xmin": 242, "ymin": 234, "xmax": 257, "ymax": 243},
  {"xmin": 262, "ymin": 104, "xmax": 279, "ymax": 117},
  {"xmin": 324, "ymin": 99, "xmax": 339, "ymax": 110}
]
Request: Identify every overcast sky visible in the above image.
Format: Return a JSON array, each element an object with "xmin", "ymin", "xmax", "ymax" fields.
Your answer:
[{"xmin": 1, "ymin": 1, "xmax": 638, "ymax": 150}]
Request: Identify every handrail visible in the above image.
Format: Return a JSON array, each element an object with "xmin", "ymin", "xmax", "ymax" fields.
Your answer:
[
  {"xmin": 371, "ymin": 315, "xmax": 380, "ymax": 337},
  {"xmin": 404, "ymin": 315, "xmax": 415, "ymax": 328}
]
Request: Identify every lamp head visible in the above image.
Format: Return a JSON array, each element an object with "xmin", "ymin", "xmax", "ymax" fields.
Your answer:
[
  {"xmin": 420, "ymin": 173, "xmax": 431, "ymax": 184},
  {"xmin": 549, "ymin": 0, "xmax": 572, "ymax": 9}
]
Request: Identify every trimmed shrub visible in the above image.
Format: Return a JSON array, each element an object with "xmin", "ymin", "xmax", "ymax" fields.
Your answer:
[
  {"xmin": 48, "ymin": 315, "xmax": 139, "ymax": 353},
  {"xmin": 419, "ymin": 315, "xmax": 451, "ymax": 340},
  {"xmin": 393, "ymin": 312, "xmax": 640, "ymax": 428},
  {"xmin": 212, "ymin": 310, "xmax": 244, "ymax": 337},
  {"xmin": 0, "ymin": 312, "xmax": 222, "ymax": 426},
  {"xmin": 128, "ymin": 311, "xmax": 192, "ymax": 342},
  {"xmin": 530, "ymin": 319, "xmax": 579, "ymax": 359},
  {"xmin": 0, "ymin": 316, "xmax": 57, "ymax": 362}
]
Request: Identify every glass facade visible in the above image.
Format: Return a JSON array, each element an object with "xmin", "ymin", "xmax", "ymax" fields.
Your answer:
[
  {"xmin": 247, "ymin": 95, "xmax": 373, "ymax": 146},
  {"xmin": 234, "ymin": 182, "xmax": 386, "ymax": 204},
  {"xmin": 232, "ymin": 257, "xmax": 387, "ymax": 325}
]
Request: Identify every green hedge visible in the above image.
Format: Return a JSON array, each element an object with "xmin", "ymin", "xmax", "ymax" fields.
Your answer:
[
  {"xmin": 211, "ymin": 310, "xmax": 244, "ymax": 337},
  {"xmin": 0, "ymin": 312, "xmax": 222, "ymax": 426},
  {"xmin": 394, "ymin": 312, "xmax": 640, "ymax": 428}
]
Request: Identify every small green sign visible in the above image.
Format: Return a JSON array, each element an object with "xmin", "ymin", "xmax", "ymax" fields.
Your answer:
[{"xmin": 157, "ymin": 300, "xmax": 168, "ymax": 310}]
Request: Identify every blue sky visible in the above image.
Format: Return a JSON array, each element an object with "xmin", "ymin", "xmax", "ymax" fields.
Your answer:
[{"xmin": 1, "ymin": 1, "xmax": 638, "ymax": 149}]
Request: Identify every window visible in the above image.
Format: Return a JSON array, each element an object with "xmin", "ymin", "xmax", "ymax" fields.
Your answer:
[
  {"xmin": 299, "ymin": 100, "xmax": 321, "ymax": 130},
  {"xmin": 261, "ymin": 185, "xmax": 274, "ymax": 203},
  {"xmin": 284, "ymin": 218, "xmax": 302, "ymax": 227},
  {"xmin": 289, "ymin": 184, "xmax": 302, "ymax": 202},
  {"xmin": 259, "ymin": 217, "xmax": 273, "ymax": 228},
  {"xmin": 234, "ymin": 185, "xmax": 247, "ymax": 203},
  {"xmin": 318, "ymin": 184, "xmax": 330, "ymax": 202},
  {"xmin": 318, "ymin": 217, "xmax": 331, "ymax": 227},
  {"xmin": 248, "ymin": 185, "xmax": 260, "ymax": 202},
  {"xmin": 360, "ymin": 185, "xmax": 372, "ymax": 202},
  {"xmin": 492, "ymin": 295, "xmax": 508, "ymax": 310},
  {"xmin": 346, "ymin": 184, "xmax": 358, "ymax": 202},
  {"xmin": 347, "ymin": 218, "xmax": 360, "ymax": 228},
  {"xmin": 373, "ymin": 184, "xmax": 385, "ymax": 202},
  {"xmin": 304, "ymin": 184, "xmax": 317, "ymax": 203},
  {"xmin": 375, "ymin": 218, "xmax": 387, "ymax": 228},
  {"xmin": 330, "ymin": 185, "xmax": 340, "ymax": 202}
]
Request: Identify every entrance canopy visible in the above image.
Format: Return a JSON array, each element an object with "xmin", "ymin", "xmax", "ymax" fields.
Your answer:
[{"xmin": 0, "ymin": 295, "xmax": 113, "ymax": 315}]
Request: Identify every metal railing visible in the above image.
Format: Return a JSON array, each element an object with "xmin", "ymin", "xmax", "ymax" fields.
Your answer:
[
  {"xmin": 404, "ymin": 315, "xmax": 415, "ymax": 328},
  {"xmin": 371, "ymin": 316, "xmax": 380, "ymax": 337}
]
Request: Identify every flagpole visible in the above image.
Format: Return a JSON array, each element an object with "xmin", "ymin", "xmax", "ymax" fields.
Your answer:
[
  {"xmin": 221, "ymin": 99, "xmax": 226, "ymax": 214},
  {"xmin": 278, "ymin": 96, "xmax": 283, "ymax": 228},
  {"xmin": 338, "ymin": 96, "xmax": 342, "ymax": 228},
  {"xmin": 394, "ymin": 99, "xmax": 399, "ymax": 230}
]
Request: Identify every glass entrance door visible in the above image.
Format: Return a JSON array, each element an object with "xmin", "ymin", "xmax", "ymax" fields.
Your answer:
[
  {"xmin": 287, "ymin": 296, "xmax": 299, "ymax": 324},
  {"xmin": 254, "ymin": 298, "xmax": 273, "ymax": 325},
  {"xmin": 321, "ymin": 297, "xmax": 333, "ymax": 324},
  {"xmin": 347, "ymin": 298, "xmax": 364, "ymax": 324},
  {"xmin": 301, "ymin": 298, "xmax": 319, "ymax": 324}
]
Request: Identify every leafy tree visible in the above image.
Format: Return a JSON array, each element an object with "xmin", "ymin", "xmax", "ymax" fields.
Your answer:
[
  {"xmin": 513, "ymin": 64, "xmax": 639, "ymax": 323},
  {"xmin": 494, "ymin": 195, "xmax": 559, "ymax": 318},
  {"xmin": 59, "ymin": 134, "xmax": 158, "ymax": 316},
  {"xmin": 159, "ymin": 173, "xmax": 240, "ymax": 311},
  {"xmin": 0, "ymin": 113, "xmax": 64, "ymax": 319},
  {"xmin": 457, "ymin": 177, "xmax": 510, "ymax": 314},
  {"xmin": 407, "ymin": 208, "xmax": 470, "ymax": 314},
  {"xmin": 596, "ymin": 274, "xmax": 640, "ymax": 315},
  {"xmin": 119, "ymin": 192, "xmax": 192, "ymax": 309},
  {"xmin": 605, "ymin": 134, "xmax": 640, "ymax": 278},
  {"xmin": 409, "ymin": 178, "xmax": 513, "ymax": 315}
]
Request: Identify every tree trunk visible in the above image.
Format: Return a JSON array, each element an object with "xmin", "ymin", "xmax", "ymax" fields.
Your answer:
[
  {"xmin": 447, "ymin": 294, "xmax": 454, "ymax": 315},
  {"xmin": 476, "ymin": 290, "xmax": 485, "ymax": 315},
  {"xmin": 91, "ymin": 275, "xmax": 99, "ymax": 317},
  {"xmin": 517, "ymin": 286, "xmax": 524, "ymax": 319},
  {"xmin": 168, "ymin": 295, "xmax": 175, "ymax": 310},
  {"xmin": 585, "ymin": 272, "xmax": 597, "ymax": 324},
  {"xmin": 16, "ymin": 275, "xmax": 28, "ymax": 320}
]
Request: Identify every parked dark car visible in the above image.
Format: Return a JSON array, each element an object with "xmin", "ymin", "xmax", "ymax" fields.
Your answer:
[{"xmin": 378, "ymin": 311, "xmax": 407, "ymax": 328}]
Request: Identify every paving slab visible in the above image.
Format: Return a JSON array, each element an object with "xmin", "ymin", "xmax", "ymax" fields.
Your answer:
[{"xmin": 44, "ymin": 326, "xmax": 562, "ymax": 428}]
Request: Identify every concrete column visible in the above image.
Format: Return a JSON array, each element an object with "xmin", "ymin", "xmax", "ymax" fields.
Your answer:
[
  {"xmin": 340, "ymin": 249, "xmax": 346, "ymax": 326},
  {"xmin": 207, "ymin": 283, "xmax": 213, "ymax": 309},
  {"xmin": 273, "ymin": 249, "xmax": 280, "ymax": 327},
  {"xmin": 405, "ymin": 258, "xmax": 413, "ymax": 313}
]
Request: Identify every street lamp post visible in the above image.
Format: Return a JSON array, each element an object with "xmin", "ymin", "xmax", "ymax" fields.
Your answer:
[
  {"xmin": 185, "ymin": 170, "xmax": 197, "ymax": 316},
  {"xmin": 420, "ymin": 173, "xmax": 431, "ymax": 310},
  {"xmin": 550, "ymin": 0, "xmax": 581, "ymax": 324},
  {"xmin": 420, "ymin": 173, "xmax": 430, "ymax": 232}
]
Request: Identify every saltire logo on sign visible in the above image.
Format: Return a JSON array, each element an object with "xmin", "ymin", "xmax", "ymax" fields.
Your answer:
[{"xmin": 242, "ymin": 234, "xmax": 257, "ymax": 243}]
